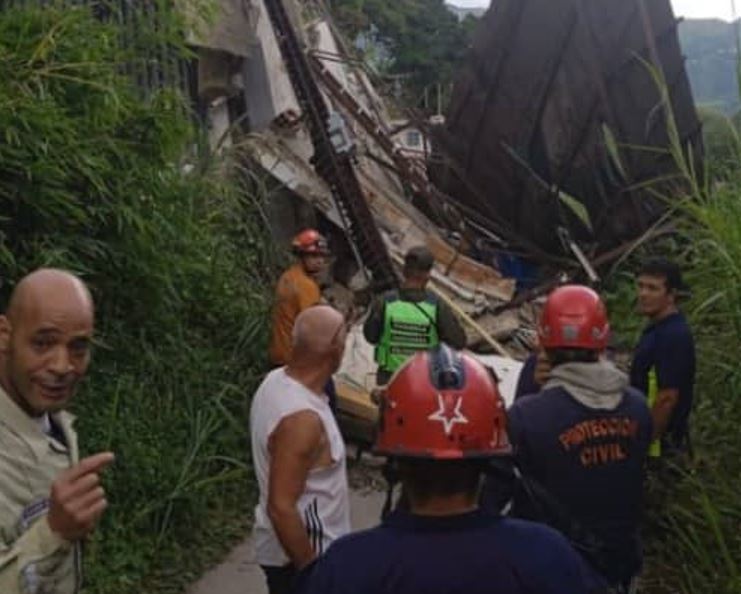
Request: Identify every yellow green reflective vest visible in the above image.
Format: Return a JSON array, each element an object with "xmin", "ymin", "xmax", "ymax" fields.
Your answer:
[
  {"xmin": 375, "ymin": 293, "xmax": 440, "ymax": 374},
  {"xmin": 647, "ymin": 368, "xmax": 661, "ymax": 457}
]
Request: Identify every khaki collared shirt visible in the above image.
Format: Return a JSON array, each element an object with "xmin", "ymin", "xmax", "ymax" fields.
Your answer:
[{"xmin": 0, "ymin": 386, "xmax": 80, "ymax": 594}]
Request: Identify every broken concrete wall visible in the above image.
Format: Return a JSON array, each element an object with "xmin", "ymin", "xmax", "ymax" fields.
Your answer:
[{"xmin": 242, "ymin": 0, "xmax": 301, "ymax": 129}]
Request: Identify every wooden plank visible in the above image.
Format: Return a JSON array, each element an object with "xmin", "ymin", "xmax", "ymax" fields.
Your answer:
[{"xmin": 336, "ymin": 380, "xmax": 379, "ymax": 423}]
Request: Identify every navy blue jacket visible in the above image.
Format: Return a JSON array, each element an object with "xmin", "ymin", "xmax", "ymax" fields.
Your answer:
[
  {"xmin": 630, "ymin": 312, "xmax": 696, "ymax": 448},
  {"xmin": 508, "ymin": 386, "xmax": 652, "ymax": 584},
  {"xmin": 514, "ymin": 353, "xmax": 541, "ymax": 400},
  {"xmin": 295, "ymin": 509, "xmax": 605, "ymax": 594}
]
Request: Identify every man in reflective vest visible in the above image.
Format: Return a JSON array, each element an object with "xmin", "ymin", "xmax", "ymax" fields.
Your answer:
[{"xmin": 363, "ymin": 246, "xmax": 466, "ymax": 385}]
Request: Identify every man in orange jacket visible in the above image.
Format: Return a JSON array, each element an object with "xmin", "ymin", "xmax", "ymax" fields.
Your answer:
[{"xmin": 269, "ymin": 229, "xmax": 330, "ymax": 367}]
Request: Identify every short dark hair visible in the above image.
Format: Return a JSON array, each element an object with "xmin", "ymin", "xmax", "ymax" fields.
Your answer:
[
  {"xmin": 398, "ymin": 459, "xmax": 482, "ymax": 503},
  {"xmin": 639, "ymin": 258, "xmax": 686, "ymax": 292},
  {"xmin": 546, "ymin": 348, "xmax": 599, "ymax": 367},
  {"xmin": 403, "ymin": 246, "xmax": 434, "ymax": 276}
]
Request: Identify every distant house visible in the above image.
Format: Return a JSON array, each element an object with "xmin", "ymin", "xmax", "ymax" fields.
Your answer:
[
  {"xmin": 390, "ymin": 119, "xmax": 441, "ymax": 159},
  {"xmin": 445, "ymin": 3, "xmax": 486, "ymax": 21}
]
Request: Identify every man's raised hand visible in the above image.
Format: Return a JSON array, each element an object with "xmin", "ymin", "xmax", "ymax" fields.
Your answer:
[{"xmin": 47, "ymin": 452, "xmax": 115, "ymax": 542}]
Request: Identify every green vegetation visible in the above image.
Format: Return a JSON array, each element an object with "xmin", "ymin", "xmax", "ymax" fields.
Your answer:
[
  {"xmin": 696, "ymin": 106, "xmax": 740, "ymax": 171},
  {"xmin": 607, "ymin": 188, "xmax": 741, "ymax": 594},
  {"xmin": 0, "ymin": 4, "xmax": 273, "ymax": 592},
  {"xmin": 679, "ymin": 19, "xmax": 740, "ymax": 114},
  {"xmin": 654, "ymin": 183, "xmax": 741, "ymax": 594},
  {"xmin": 3, "ymin": 2, "xmax": 739, "ymax": 593},
  {"xmin": 328, "ymin": 0, "xmax": 479, "ymax": 111},
  {"xmin": 604, "ymin": 67, "xmax": 741, "ymax": 593},
  {"xmin": 329, "ymin": 3, "xmax": 741, "ymax": 118}
]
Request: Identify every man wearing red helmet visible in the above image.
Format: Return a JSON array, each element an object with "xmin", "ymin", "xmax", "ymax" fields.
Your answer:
[
  {"xmin": 295, "ymin": 345, "xmax": 605, "ymax": 594},
  {"xmin": 269, "ymin": 229, "xmax": 329, "ymax": 367},
  {"xmin": 507, "ymin": 285, "xmax": 652, "ymax": 592}
]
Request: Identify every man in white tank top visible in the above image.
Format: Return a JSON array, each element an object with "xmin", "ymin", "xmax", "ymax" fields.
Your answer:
[{"xmin": 250, "ymin": 305, "xmax": 351, "ymax": 594}]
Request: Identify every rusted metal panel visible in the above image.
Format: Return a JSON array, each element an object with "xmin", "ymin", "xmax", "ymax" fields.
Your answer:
[{"xmin": 432, "ymin": 0, "xmax": 703, "ymax": 257}]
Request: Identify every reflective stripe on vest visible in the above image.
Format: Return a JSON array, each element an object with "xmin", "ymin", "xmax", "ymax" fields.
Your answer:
[
  {"xmin": 375, "ymin": 296, "xmax": 439, "ymax": 373},
  {"xmin": 647, "ymin": 367, "xmax": 662, "ymax": 458}
]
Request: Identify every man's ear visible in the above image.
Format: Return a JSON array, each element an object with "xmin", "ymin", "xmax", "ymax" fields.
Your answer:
[
  {"xmin": 667, "ymin": 287, "xmax": 678, "ymax": 305},
  {"xmin": 0, "ymin": 316, "xmax": 10, "ymax": 352}
]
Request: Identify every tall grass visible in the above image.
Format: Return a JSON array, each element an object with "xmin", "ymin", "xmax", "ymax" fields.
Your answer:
[
  {"xmin": 650, "ymin": 174, "xmax": 741, "ymax": 594},
  {"xmin": 0, "ymin": 5, "xmax": 273, "ymax": 592},
  {"xmin": 604, "ymin": 60, "xmax": 741, "ymax": 593}
]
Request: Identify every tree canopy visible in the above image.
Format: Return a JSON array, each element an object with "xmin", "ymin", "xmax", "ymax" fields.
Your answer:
[
  {"xmin": 328, "ymin": 0, "xmax": 479, "ymax": 111},
  {"xmin": 679, "ymin": 18, "xmax": 740, "ymax": 114}
]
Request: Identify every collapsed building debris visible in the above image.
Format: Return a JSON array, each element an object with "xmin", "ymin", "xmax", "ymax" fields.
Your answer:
[
  {"xmin": 430, "ymin": 0, "xmax": 703, "ymax": 261},
  {"xmin": 186, "ymin": 0, "xmax": 701, "ymax": 441},
  {"xmin": 218, "ymin": 0, "xmax": 527, "ymax": 437}
]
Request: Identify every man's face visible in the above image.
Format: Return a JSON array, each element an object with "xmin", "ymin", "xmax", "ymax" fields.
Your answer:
[
  {"xmin": 301, "ymin": 254, "xmax": 326, "ymax": 275},
  {"xmin": 0, "ymin": 297, "xmax": 94, "ymax": 416},
  {"xmin": 403, "ymin": 270, "xmax": 431, "ymax": 288},
  {"xmin": 637, "ymin": 274, "xmax": 674, "ymax": 319}
]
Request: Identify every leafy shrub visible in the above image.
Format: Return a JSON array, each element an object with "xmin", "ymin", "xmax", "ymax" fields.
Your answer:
[
  {"xmin": 0, "ymin": 5, "xmax": 273, "ymax": 592},
  {"xmin": 604, "ymin": 70, "xmax": 741, "ymax": 592}
]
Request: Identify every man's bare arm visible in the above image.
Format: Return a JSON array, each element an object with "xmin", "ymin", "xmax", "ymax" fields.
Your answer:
[
  {"xmin": 267, "ymin": 411, "xmax": 323, "ymax": 569},
  {"xmin": 651, "ymin": 388, "xmax": 679, "ymax": 441}
]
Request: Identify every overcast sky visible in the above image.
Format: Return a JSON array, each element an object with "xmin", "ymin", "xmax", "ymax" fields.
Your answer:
[{"xmin": 450, "ymin": 0, "xmax": 737, "ymax": 21}]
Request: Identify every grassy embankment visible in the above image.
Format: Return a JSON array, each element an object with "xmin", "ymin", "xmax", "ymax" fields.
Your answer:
[
  {"xmin": 0, "ymin": 5, "xmax": 274, "ymax": 592},
  {"xmin": 605, "ymin": 65, "xmax": 741, "ymax": 594}
]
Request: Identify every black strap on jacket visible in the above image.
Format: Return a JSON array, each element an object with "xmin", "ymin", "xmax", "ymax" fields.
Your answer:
[{"xmin": 484, "ymin": 458, "xmax": 626, "ymax": 588}]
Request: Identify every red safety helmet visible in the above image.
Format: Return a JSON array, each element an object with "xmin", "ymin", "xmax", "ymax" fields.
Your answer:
[
  {"xmin": 374, "ymin": 346, "xmax": 511, "ymax": 459},
  {"xmin": 292, "ymin": 229, "xmax": 329, "ymax": 256},
  {"xmin": 539, "ymin": 285, "xmax": 609, "ymax": 351}
]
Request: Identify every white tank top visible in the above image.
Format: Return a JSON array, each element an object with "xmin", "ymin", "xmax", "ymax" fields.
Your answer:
[{"xmin": 250, "ymin": 368, "xmax": 350, "ymax": 566}]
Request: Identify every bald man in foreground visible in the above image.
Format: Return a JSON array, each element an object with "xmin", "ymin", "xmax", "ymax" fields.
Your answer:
[
  {"xmin": 0, "ymin": 269, "xmax": 114, "ymax": 594},
  {"xmin": 250, "ymin": 305, "xmax": 351, "ymax": 594}
]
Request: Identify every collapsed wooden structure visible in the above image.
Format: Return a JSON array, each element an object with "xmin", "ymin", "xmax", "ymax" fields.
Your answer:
[{"xmin": 431, "ymin": 0, "xmax": 703, "ymax": 260}]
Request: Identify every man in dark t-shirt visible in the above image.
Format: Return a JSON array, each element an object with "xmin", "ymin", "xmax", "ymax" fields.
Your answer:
[
  {"xmin": 296, "ymin": 346, "xmax": 605, "ymax": 594},
  {"xmin": 630, "ymin": 258, "xmax": 696, "ymax": 455}
]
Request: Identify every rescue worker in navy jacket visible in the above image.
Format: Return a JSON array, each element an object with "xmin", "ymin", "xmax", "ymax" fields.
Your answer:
[
  {"xmin": 363, "ymin": 246, "xmax": 466, "ymax": 386},
  {"xmin": 508, "ymin": 285, "xmax": 652, "ymax": 592},
  {"xmin": 295, "ymin": 346, "xmax": 606, "ymax": 594},
  {"xmin": 630, "ymin": 258, "xmax": 696, "ymax": 458}
]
